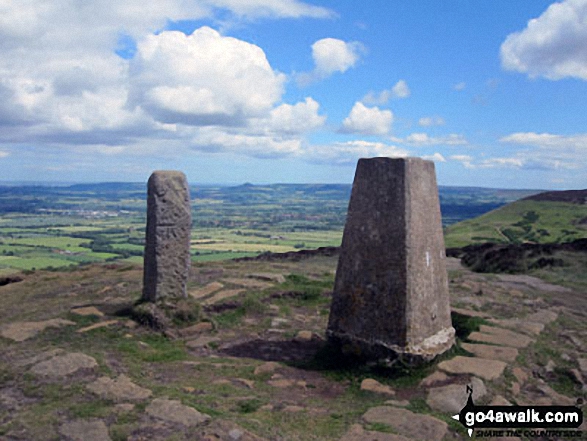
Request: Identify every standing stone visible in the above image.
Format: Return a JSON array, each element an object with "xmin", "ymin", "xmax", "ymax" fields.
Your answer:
[
  {"xmin": 142, "ymin": 171, "xmax": 191, "ymax": 302},
  {"xmin": 327, "ymin": 157, "xmax": 454, "ymax": 361}
]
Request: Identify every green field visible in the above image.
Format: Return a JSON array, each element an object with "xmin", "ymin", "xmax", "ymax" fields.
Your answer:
[{"xmin": 444, "ymin": 200, "xmax": 587, "ymax": 248}]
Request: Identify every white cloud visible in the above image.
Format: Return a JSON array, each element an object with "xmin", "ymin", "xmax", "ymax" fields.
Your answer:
[
  {"xmin": 391, "ymin": 80, "xmax": 411, "ymax": 99},
  {"xmin": 0, "ymin": 150, "xmax": 9, "ymax": 158},
  {"xmin": 205, "ymin": 0, "xmax": 334, "ymax": 19},
  {"xmin": 0, "ymin": 1, "xmax": 333, "ymax": 160},
  {"xmin": 401, "ymin": 133, "xmax": 467, "ymax": 146},
  {"xmin": 418, "ymin": 116, "xmax": 445, "ymax": 127},
  {"xmin": 266, "ymin": 97, "xmax": 326, "ymax": 134},
  {"xmin": 341, "ymin": 102, "xmax": 393, "ymax": 136},
  {"xmin": 305, "ymin": 140, "xmax": 407, "ymax": 165},
  {"xmin": 132, "ymin": 27, "xmax": 286, "ymax": 126},
  {"xmin": 499, "ymin": 131, "xmax": 587, "ymax": 170},
  {"xmin": 362, "ymin": 80, "xmax": 410, "ymax": 104},
  {"xmin": 450, "ymin": 155, "xmax": 474, "ymax": 169},
  {"xmin": 500, "ymin": 0, "xmax": 587, "ymax": 80},
  {"xmin": 297, "ymin": 38, "xmax": 364, "ymax": 85},
  {"xmin": 421, "ymin": 153, "xmax": 446, "ymax": 162},
  {"xmin": 453, "ymin": 82, "xmax": 466, "ymax": 91}
]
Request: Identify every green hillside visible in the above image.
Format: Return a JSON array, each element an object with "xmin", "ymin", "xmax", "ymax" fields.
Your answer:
[{"xmin": 444, "ymin": 199, "xmax": 587, "ymax": 248}]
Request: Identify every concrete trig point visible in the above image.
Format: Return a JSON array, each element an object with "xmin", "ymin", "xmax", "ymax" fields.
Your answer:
[
  {"xmin": 142, "ymin": 171, "xmax": 192, "ymax": 302},
  {"xmin": 327, "ymin": 157, "xmax": 455, "ymax": 362}
]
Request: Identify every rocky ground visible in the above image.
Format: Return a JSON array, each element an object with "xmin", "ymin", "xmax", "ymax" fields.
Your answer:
[{"xmin": 0, "ymin": 251, "xmax": 586, "ymax": 440}]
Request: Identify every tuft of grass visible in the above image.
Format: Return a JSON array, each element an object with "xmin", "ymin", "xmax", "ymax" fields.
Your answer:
[
  {"xmin": 451, "ymin": 311, "xmax": 487, "ymax": 340},
  {"xmin": 236, "ymin": 398, "xmax": 264, "ymax": 413},
  {"xmin": 116, "ymin": 334, "xmax": 188, "ymax": 363}
]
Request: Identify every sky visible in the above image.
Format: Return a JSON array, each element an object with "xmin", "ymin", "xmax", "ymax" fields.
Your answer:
[{"xmin": 0, "ymin": 0, "xmax": 586, "ymax": 189}]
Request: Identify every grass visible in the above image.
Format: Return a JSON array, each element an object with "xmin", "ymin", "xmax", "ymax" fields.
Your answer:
[{"xmin": 445, "ymin": 200, "xmax": 587, "ymax": 247}]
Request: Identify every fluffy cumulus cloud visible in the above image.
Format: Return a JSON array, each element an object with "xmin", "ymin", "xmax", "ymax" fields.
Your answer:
[
  {"xmin": 0, "ymin": 0, "xmax": 336, "ymax": 161},
  {"xmin": 362, "ymin": 80, "xmax": 410, "ymax": 105},
  {"xmin": 341, "ymin": 102, "xmax": 393, "ymax": 136},
  {"xmin": 500, "ymin": 0, "xmax": 587, "ymax": 80},
  {"xmin": 132, "ymin": 27, "xmax": 286, "ymax": 126},
  {"xmin": 297, "ymin": 38, "xmax": 364, "ymax": 85}
]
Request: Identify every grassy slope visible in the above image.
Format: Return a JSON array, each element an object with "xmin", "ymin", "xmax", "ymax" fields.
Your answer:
[{"xmin": 444, "ymin": 200, "xmax": 587, "ymax": 248}]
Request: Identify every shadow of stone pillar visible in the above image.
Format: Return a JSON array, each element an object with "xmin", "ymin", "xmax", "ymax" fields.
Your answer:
[{"xmin": 327, "ymin": 157, "xmax": 454, "ymax": 362}]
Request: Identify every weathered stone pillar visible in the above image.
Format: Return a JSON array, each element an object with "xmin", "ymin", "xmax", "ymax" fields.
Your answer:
[
  {"xmin": 142, "ymin": 171, "xmax": 192, "ymax": 302},
  {"xmin": 327, "ymin": 157, "xmax": 454, "ymax": 361}
]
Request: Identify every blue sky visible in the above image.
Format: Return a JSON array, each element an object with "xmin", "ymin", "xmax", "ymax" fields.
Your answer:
[{"xmin": 1, "ymin": 0, "xmax": 586, "ymax": 189}]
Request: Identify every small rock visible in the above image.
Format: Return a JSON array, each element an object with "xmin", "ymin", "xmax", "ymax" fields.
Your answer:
[
  {"xmin": 526, "ymin": 309, "xmax": 558, "ymax": 325},
  {"xmin": 338, "ymin": 424, "xmax": 411, "ymax": 441},
  {"xmin": 578, "ymin": 358, "xmax": 587, "ymax": 376},
  {"xmin": 419, "ymin": 370, "xmax": 448, "ymax": 387},
  {"xmin": 362, "ymin": 406, "xmax": 447, "ymax": 441},
  {"xmin": 59, "ymin": 419, "xmax": 111, "ymax": 441},
  {"xmin": 360, "ymin": 378, "xmax": 395, "ymax": 396},
  {"xmin": 254, "ymin": 361, "xmax": 279, "ymax": 376},
  {"xmin": 30, "ymin": 352, "xmax": 98, "ymax": 377},
  {"xmin": 294, "ymin": 330, "xmax": 313, "ymax": 342},
  {"xmin": 114, "ymin": 403, "xmax": 135, "ymax": 413},
  {"xmin": 229, "ymin": 428, "xmax": 244, "ymax": 440},
  {"xmin": 268, "ymin": 379, "xmax": 294, "ymax": 388},
  {"xmin": 180, "ymin": 322, "xmax": 213, "ymax": 336},
  {"xmin": 77, "ymin": 320, "xmax": 119, "ymax": 333},
  {"xmin": 268, "ymin": 305, "xmax": 280, "ymax": 312},
  {"xmin": 185, "ymin": 336, "xmax": 219, "ymax": 349},
  {"xmin": 490, "ymin": 395, "xmax": 511, "ymax": 406},
  {"xmin": 146, "ymin": 398, "xmax": 210, "ymax": 426},
  {"xmin": 545, "ymin": 359, "xmax": 556, "ymax": 374},
  {"xmin": 270, "ymin": 318, "xmax": 288, "ymax": 328},
  {"xmin": 183, "ymin": 386, "xmax": 195, "ymax": 393},
  {"xmin": 512, "ymin": 367, "xmax": 528, "ymax": 384},
  {"xmin": 235, "ymin": 378, "xmax": 255, "ymax": 389},
  {"xmin": 426, "ymin": 377, "xmax": 486, "ymax": 414},
  {"xmin": 71, "ymin": 306, "xmax": 104, "ymax": 317},
  {"xmin": 384, "ymin": 399, "xmax": 410, "ymax": 407},
  {"xmin": 259, "ymin": 404, "xmax": 274, "ymax": 411},
  {"xmin": 511, "ymin": 382, "xmax": 521, "ymax": 396},
  {"xmin": 86, "ymin": 375, "xmax": 152, "ymax": 401},
  {"xmin": 124, "ymin": 320, "xmax": 138, "ymax": 329}
]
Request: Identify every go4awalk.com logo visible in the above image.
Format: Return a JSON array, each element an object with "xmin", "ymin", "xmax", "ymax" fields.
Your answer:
[{"xmin": 452, "ymin": 385, "xmax": 583, "ymax": 438}]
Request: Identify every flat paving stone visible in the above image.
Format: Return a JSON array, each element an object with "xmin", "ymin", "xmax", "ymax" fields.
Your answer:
[
  {"xmin": 362, "ymin": 406, "xmax": 447, "ymax": 441},
  {"xmin": 146, "ymin": 398, "xmax": 210, "ymax": 426},
  {"xmin": 87, "ymin": 375, "xmax": 152, "ymax": 401},
  {"xmin": 30, "ymin": 352, "xmax": 98, "ymax": 377},
  {"xmin": 451, "ymin": 307, "xmax": 490, "ymax": 318},
  {"xmin": 487, "ymin": 319, "xmax": 544, "ymax": 336},
  {"xmin": 526, "ymin": 309, "xmax": 558, "ymax": 325},
  {"xmin": 461, "ymin": 342, "xmax": 519, "ymax": 362},
  {"xmin": 469, "ymin": 326, "xmax": 533, "ymax": 349},
  {"xmin": 426, "ymin": 377, "xmax": 486, "ymax": 414},
  {"xmin": 202, "ymin": 289, "xmax": 244, "ymax": 305},
  {"xmin": 59, "ymin": 419, "xmax": 111, "ymax": 441},
  {"xmin": 437, "ymin": 356, "xmax": 506, "ymax": 380},
  {"xmin": 189, "ymin": 282, "xmax": 224, "ymax": 299},
  {"xmin": 77, "ymin": 320, "xmax": 119, "ymax": 333},
  {"xmin": 70, "ymin": 306, "xmax": 104, "ymax": 317},
  {"xmin": 338, "ymin": 424, "xmax": 411, "ymax": 441},
  {"xmin": 0, "ymin": 319, "xmax": 76, "ymax": 342},
  {"xmin": 360, "ymin": 378, "xmax": 395, "ymax": 396}
]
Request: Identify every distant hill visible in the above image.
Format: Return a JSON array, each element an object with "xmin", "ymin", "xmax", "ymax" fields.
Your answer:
[
  {"xmin": 522, "ymin": 189, "xmax": 587, "ymax": 204},
  {"xmin": 444, "ymin": 189, "xmax": 587, "ymax": 248}
]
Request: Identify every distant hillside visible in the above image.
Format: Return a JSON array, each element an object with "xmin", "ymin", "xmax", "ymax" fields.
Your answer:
[
  {"xmin": 444, "ymin": 190, "xmax": 587, "ymax": 248},
  {"xmin": 523, "ymin": 189, "xmax": 587, "ymax": 204}
]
